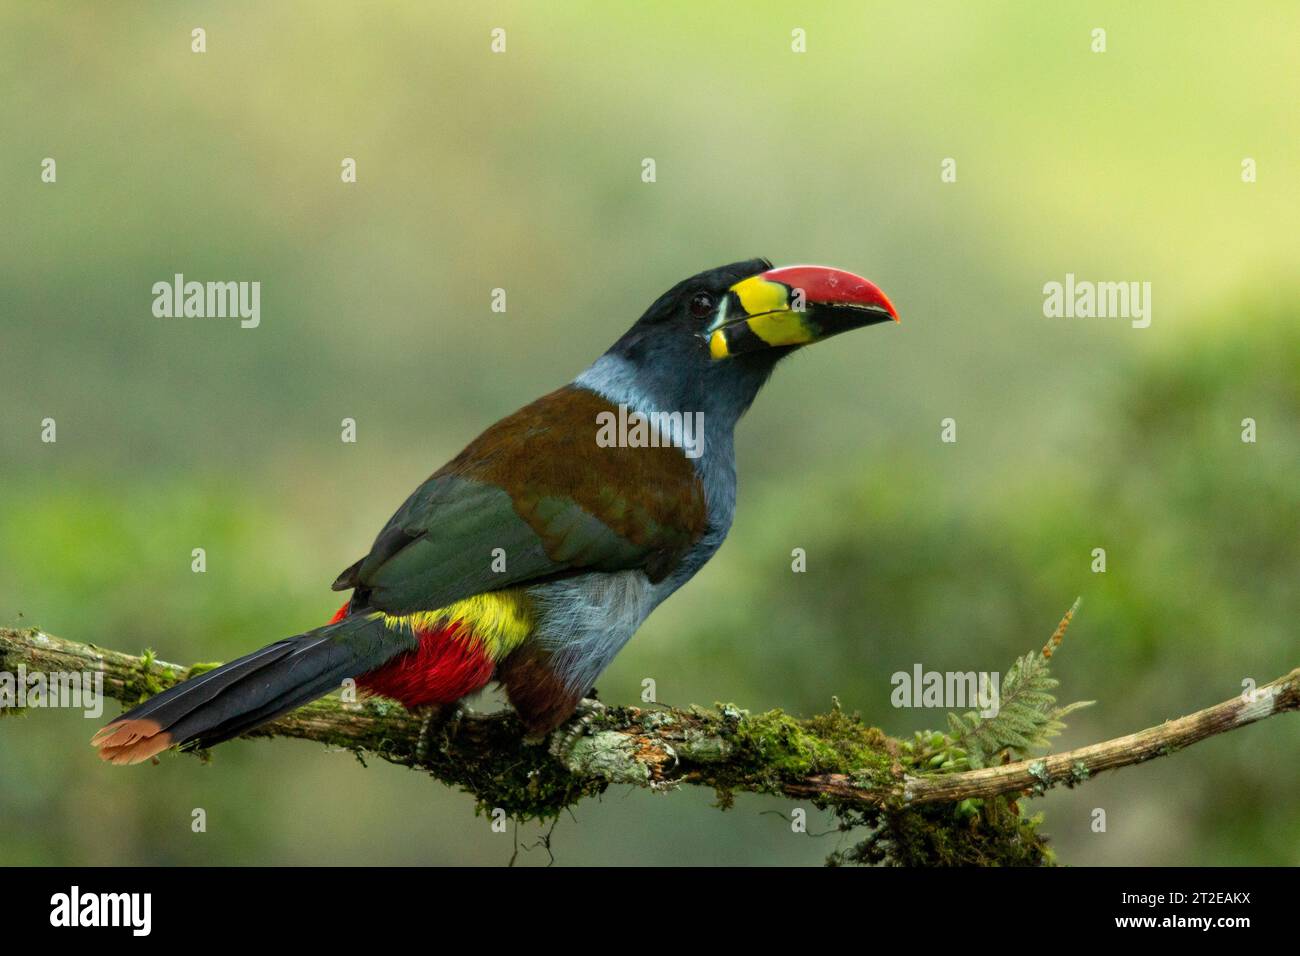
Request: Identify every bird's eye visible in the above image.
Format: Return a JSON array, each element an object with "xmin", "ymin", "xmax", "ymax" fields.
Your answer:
[{"xmin": 689, "ymin": 292, "xmax": 716, "ymax": 319}]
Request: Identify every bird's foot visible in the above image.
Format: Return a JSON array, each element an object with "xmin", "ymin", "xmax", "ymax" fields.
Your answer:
[
  {"xmin": 442, "ymin": 700, "xmax": 472, "ymax": 744},
  {"xmin": 414, "ymin": 702, "xmax": 473, "ymax": 764},
  {"xmin": 415, "ymin": 706, "xmax": 440, "ymax": 765}
]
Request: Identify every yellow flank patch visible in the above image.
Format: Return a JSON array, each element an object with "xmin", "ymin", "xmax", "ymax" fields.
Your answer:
[
  {"xmin": 730, "ymin": 276, "xmax": 789, "ymax": 317},
  {"xmin": 747, "ymin": 310, "xmax": 814, "ymax": 346},
  {"xmin": 382, "ymin": 589, "xmax": 534, "ymax": 660}
]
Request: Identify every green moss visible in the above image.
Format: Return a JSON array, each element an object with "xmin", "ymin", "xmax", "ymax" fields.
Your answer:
[
  {"xmin": 424, "ymin": 711, "xmax": 609, "ymax": 822},
  {"xmin": 399, "ymin": 698, "xmax": 1059, "ymax": 864},
  {"xmin": 687, "ymin": 702, "xmax": 896, "ymax": 806},
  {"xmin": 393, "ymin": 699, "xmax": 899, "ymax": 824},
  {"xmin": 828, "ymin": 796, "xmax": 1055, "ymax": 867},
  {"xmin": 124, "ymin": 648, "xmax": 167, "ymax": 703},
  {"xmin": 363, "ymin": 697, "xmax": 400, "ymax": 719},
  {"xmin": 185, "ymin": 661, "xmax": 223, "ymax": 679}
]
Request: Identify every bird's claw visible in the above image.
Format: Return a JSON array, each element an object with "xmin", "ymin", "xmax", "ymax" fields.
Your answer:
[{"xmin": 415, "ymin": 702, "xmax": 473, "ymax": 764}]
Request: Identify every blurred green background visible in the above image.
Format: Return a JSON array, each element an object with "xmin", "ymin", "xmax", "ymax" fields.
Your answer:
[{"xmin": 2, "ymin": 1, "xmax": 1296, "ymax": 865}]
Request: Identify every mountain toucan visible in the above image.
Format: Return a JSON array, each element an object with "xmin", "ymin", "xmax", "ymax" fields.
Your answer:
[{"xmin": 93, "ymin": 259, "xmax": 898, "ymax": 764}]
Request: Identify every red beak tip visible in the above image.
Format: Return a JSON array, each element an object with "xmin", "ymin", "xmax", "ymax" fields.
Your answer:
[{"xmin": 762, "ymin": 264, "xmax": 897, "ymax": 319}]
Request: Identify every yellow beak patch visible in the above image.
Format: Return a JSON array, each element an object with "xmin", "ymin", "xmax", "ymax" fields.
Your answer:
[
  {"xmin": 730, "ymin": 276, "xmax": 789, "ymax": 317},
  {"xmin": 745, "ymin": 311, "xmax": 815, "ymax": 347},
  {"xmin": 708, "ymin": 275, "xmax": 816, "ymax": 359}
]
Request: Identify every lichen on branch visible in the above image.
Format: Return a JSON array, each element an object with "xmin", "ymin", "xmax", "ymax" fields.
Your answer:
[{"xmin": 2, "ymin": 610, "xmax": 1296, "ymax": 866}]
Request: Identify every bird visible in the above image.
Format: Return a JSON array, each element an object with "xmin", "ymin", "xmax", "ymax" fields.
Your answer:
[{"xmin": 92, "ymin": 258, "xmax": 898, "ymax": 764}]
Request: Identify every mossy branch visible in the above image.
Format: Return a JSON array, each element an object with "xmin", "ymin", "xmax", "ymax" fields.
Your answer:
[{"xmin": 1, "ymin": 625, "xmax": 1296, "ymax": 822}]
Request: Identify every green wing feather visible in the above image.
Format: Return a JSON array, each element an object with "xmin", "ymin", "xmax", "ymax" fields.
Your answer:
[{"xmin": 334, "ymin": 386, "xmax": 708, "ymax": 616}]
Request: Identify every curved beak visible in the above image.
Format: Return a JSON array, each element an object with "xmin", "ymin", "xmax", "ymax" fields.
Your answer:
[{"xmin": 706, "ymin": 265, "xmax": 898, "ymax": 360}]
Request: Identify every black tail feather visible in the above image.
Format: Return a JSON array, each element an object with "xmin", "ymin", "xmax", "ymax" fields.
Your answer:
[
  {"xmin": 175, "ymin": 631, "xmax": 392, "ymax": 747},
  {"xmin": 95, "ymin": 614, "xmax": 407, "ymax": 759}
]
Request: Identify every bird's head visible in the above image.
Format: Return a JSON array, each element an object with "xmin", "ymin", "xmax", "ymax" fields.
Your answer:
[{"xmin": 602, "ymin": 258, "xmax": 898, "ymax": 423}]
